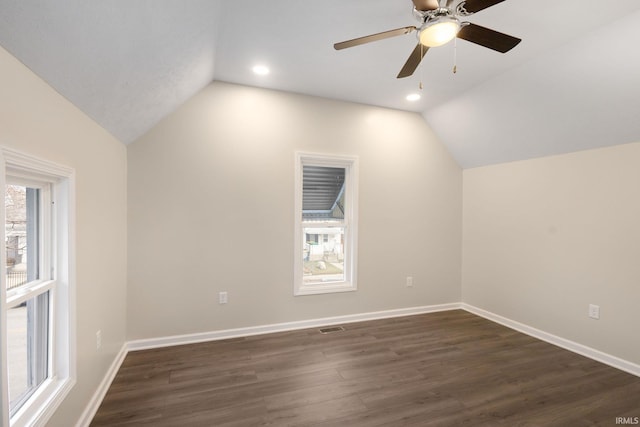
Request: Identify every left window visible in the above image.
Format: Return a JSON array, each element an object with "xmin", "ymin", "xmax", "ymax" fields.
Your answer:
[{"xmin": 1, "ymin": 148, "xmax": 75, "ymax": 427}]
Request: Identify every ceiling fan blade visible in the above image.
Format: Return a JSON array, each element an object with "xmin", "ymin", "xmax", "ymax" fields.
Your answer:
[
  {"xmin": 334, "ymin": 26, "xmax": 416, "ymax": 50},
  {"xmin": 460, "ymin": 0, "xmax": 506, "ymax": 13},
  {"xmin": 397, "ymin": 43, "xmax": 429, "ymax": 78},
  {"xmin": 456, "ymin": 23, "xmax": 521, "ymax": 53},
  {"xmin": 412, "ymin": 0, "xmax": 440, "ymax": 11}
]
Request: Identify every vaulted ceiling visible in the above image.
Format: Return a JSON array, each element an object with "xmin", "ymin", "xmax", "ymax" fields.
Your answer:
[{"xmin": 1, "ymin": 1, "xmax": 639, "ymax": 168}]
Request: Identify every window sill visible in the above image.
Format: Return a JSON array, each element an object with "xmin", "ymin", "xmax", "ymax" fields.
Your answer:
[
  {"xmin": 10, "ymin": 375, "xmax": 75, "ymax": 427},
  {"xmin": 294, "ymin": 281, "xmax": 357, "ymax": 296}
]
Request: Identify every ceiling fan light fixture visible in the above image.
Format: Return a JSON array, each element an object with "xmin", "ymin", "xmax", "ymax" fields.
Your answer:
[{"xmin": 419, "ymin": 17, "xmax": 460, "ymax": 47}]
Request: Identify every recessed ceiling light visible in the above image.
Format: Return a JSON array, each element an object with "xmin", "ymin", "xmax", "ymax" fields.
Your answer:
[
  {"xmin": 406, "ymin": 93, "xmax": 421, "ymax": 102},
  {"xmin": 252, "ymin": 65, "xmax": 270, "ymax": 75}
]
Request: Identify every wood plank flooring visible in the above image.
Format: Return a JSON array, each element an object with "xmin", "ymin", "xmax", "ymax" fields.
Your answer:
[{"xmin": 91, "ymin": 310, "xmax": 640, "ymax": 426}]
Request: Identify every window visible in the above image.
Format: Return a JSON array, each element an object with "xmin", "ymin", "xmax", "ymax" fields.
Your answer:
[
  {"xmin": 294, "ymin": 153, "xmax": 358, "ymax": 295},
  {"xmin": 1, "ymin": 148, "xmax": 75, "ymax": 427}
]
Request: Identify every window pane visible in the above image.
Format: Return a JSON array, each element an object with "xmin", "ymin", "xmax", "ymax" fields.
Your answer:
[
  {"xmin": 7, "ymin": 292, "xmax": 50, "ymax": 415},
  {"xmin": 303, "ymin": 226, "xmax": 345, "ymax": 284},
  {"xmin": 5, "ymin": 184, "xmax": 40, "ymax": 291},
  {"xmin": 302, "ymin": 166, "xmax": 345, "ymax": 220},
  {"xmin": 7, "ymin": 304, "xmax": 28, "ymax": 408},
  {"xmin": 4, "ymin": 185, "xmax": 40, "ymax": 289}
]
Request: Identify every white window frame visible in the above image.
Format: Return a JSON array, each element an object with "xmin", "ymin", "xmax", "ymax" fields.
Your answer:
[
  {"xmin": 5, "ymin": 177, "xmax": 53, "ymax": 417},
  {"xmin": 0, "ymin": 147, "xmax": 76, "ymax": 427},
  {"xmin": 294, "ymin": 152, "xmax": 358, "ymax": 296}
]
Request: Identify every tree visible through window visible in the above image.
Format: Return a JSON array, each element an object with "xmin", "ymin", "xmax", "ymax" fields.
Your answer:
[
  {"xmin": 5, "ymin": 183, "xmax": 50, "ymax": 417},
  {"xmin": 1, "ymin": 148, "xmax": 75, "ymax": 427}
]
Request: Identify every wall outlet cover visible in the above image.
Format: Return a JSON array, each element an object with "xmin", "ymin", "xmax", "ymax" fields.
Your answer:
[{"xmin": 219, "ymin": 291, "xmax": 228, "ymax": 304}]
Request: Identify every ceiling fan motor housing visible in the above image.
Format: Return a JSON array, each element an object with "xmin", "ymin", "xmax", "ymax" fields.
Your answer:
[{"xmin": 413, "ymin": 6, "xmax": 451, "ymax": 23}]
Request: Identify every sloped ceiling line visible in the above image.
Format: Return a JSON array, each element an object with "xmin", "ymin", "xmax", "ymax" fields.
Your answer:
[{"xmin": 0, "ymin": 0, "xmax": 638, "ymax": 168}]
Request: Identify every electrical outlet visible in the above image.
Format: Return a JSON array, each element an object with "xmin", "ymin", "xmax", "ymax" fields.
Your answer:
[
  {"xmin": 588, "ymin": 304, "xmax": 600, "ymax": 320},
  {"xmin": 96, "ymin": 330, "xmax": 102, "ymax": 349},
  {"xmin": 406, "ymin": 276, "xmax": 413, "ymax": 287},
  {"xmin": 219, "ymin": 291, "xmax": 228, "ymax": 304}
]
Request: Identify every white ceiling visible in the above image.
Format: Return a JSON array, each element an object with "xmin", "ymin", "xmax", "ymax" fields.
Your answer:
[{"xmin": 1, "ymin": 0, "xmax": 639, "ymax": 168}]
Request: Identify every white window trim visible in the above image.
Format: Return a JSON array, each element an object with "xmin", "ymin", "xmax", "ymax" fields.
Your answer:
[
  {"xmin": 294, "ymin": 152, "xmax": 358, "ymax": 296},
  {"xmin": 0, "ymin": 147, "xmax": 76, "ymax": 427}
]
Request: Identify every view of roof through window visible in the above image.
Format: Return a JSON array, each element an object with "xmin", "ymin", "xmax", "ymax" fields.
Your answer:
[{"xmin": 302, "ymin": 165, "xmax": 345, "ymax": 220}]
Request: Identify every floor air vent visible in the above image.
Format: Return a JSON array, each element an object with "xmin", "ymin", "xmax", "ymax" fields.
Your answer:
[{"xmin": 319, "ymin": 326, "xmax": 345, "ymax": 334}]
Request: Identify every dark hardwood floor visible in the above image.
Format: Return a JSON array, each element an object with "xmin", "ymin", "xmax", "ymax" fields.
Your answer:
[{"xmin": 91, "ymin": 310, "xmax": 640, "ymax": 426}]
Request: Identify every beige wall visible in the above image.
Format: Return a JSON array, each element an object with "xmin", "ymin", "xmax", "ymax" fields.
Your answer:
[
  {"xmin": 3, "ymin": 39, "xmax": 639, "ymax": 423},
  {"xmin": 0, "ymin": 46, "xmax": 128, "ymax": 425},
  {"xmin": 3, "ymin": 34, "xmax": 639, "ymax": 423},
  {"xmin": 462, "ymin": 143, "xmax": 640, "ymax": 364},
  {"xmin": 127, "ymin": 81, "xmax": 463, "ymax": 340}
]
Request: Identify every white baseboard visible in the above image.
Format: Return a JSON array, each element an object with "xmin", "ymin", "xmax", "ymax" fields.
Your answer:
[
  {"xmin": 80, "ymin": 302, "xmax": 640, "ymax": 426},
  {"xmin": 127, "ymin": 303, "xmax": 462, "ymax": 351},
  {"xmin": 461, "ymin": 303, "xmax": 640, "ymax": 378},
  {"xmin": 75, "ymin": 343, "xmax": 128, "ymax": 427}
]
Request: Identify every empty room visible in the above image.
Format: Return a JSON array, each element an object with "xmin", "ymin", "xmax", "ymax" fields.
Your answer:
[{"xmin": 0, "ymin": 1, "xmax": 639, "ymax": 426}]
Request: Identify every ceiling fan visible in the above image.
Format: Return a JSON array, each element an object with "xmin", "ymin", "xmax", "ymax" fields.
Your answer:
[{"xmin": 334, "ymin": 0, "xmax": 521, "ymax": 78}]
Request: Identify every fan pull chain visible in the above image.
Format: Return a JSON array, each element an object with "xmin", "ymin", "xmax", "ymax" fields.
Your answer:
[
  {"xmin": 453, "ymin": 38, "xmax": 457, "ymax": 74},
  {"xmin": 419, "ymin": 43, "xmax": 424, "ymax": 91}
]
